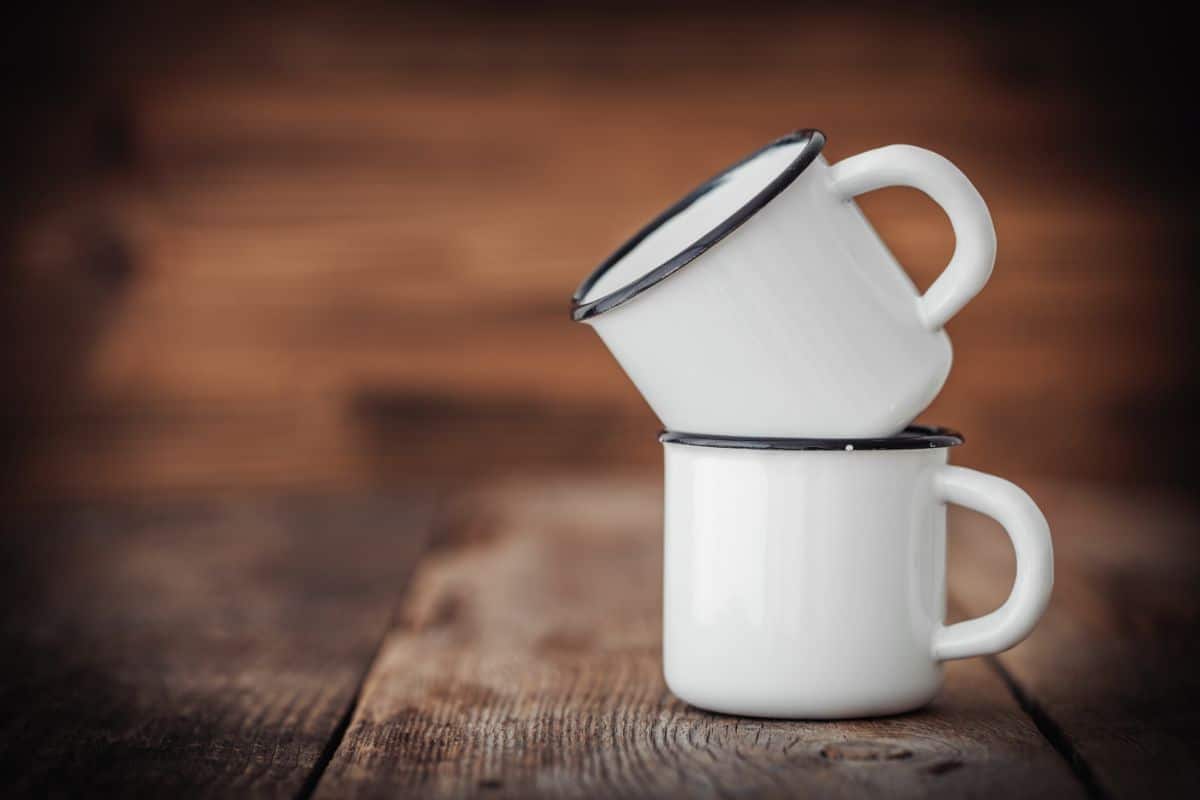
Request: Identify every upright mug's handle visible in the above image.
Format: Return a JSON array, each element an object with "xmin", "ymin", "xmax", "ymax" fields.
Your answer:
[
  {"xmin": 931, "ymin": 465, "xmax": 1054, "ymax": 661},
  {"xmin": 828, "ymin": 146, "xmax": 996, "ymax": 331}
]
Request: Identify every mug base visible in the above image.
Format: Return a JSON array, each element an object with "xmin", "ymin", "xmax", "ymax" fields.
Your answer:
[{"xmin": 666, "ymin": 681, "xmax": 941, "ymax": 720}]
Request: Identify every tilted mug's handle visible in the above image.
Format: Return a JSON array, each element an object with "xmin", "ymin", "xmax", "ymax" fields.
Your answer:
[
  {"xmin": 931, "ymin": 465, "xmax": 1054, "ymax": 661},
  {"xmin": 828, "ymin": 146, "xmax": 996, "ymax": 331}
]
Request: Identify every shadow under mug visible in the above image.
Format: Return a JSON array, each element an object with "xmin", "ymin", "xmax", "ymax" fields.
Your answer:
[
  {"xmin": 573, "ymin": 130, "xmax": 996, "ymax": 438},
  {"xmin": 660, "ymin": 426, "xmax": 1053, "ymax": 719}
]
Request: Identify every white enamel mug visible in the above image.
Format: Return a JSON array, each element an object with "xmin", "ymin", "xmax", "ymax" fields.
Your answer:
[
  {"xmin": 660, "ymin": 426, "xmax": 1052, "ymax": 719},
  {"xmin": 573, "ymin": 130, "xmax": 996, "ymax": 438}
]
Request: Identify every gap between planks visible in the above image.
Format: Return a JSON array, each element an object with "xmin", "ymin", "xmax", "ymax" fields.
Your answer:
[
  {"xmin": 295, "ymin": 668, "xmax": 372, "ymax": 800},
  {"xmin": 296, "ymin": 493, "xmax": 458, "ymax": 800},
  {"xmin": 983, "ymin": 656, "xmax": 1109, "ymax": 800}
]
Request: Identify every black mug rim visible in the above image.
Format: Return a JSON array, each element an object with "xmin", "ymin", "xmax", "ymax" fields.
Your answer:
[
  {"xmin": 659, "ymin": 425, "xmax": 964, "ymax": 451},
  {"xmin": 571, "ymin": 129, "xmax": 826, "ymax": 322}
]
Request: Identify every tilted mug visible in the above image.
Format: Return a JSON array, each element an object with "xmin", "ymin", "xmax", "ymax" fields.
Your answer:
[
  {"xmin": 660, "ymin": 426, "xmax": 1053, "ymax": 719},
  {"xmin": 573, "ymin": 130, "xmax": 996, "ymax": 438}
]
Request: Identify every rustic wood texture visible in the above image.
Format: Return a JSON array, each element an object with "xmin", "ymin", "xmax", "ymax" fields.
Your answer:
[
  {"xmin": 4, "ymin": 4, "xmax": 1197, "ymax": 500},
  {"xmin": 2, "ymin": 480, "xmax": 1197, "ymax": 797},
  {"xmin": 949, "ymin": 485, "xmax": 1200, "ymax": 798},
  {"xmin": 0, "ymin": 494, "xmax": 434, "ymax": 797},
  {"xmin": 314, "ymin": 480, "xmax": 1082, "ymax": 799}
]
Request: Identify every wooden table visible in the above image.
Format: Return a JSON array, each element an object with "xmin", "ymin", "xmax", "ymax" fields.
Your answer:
[{"xmin": 2, "ymin": 478, "xmax": 1197, "ymax": 798}]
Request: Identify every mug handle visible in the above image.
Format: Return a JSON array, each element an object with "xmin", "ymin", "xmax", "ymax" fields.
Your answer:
[
  {"xmin": 931, "ymin": 465, "xmax": 1054, "ymax": 661},
  {"xmin": 828, "ymin": 146, "xmax": 996, "ymax": 331}
]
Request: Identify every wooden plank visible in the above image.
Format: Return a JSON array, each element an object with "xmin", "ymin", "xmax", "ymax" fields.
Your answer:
[
  {"xmin": 0, "ymin": 494, "xmax": 435, "ymax": 797},
  {"xmin": 316, "ymin": 479, "xmax": 1082, "ymax": 799},
  {"xmin": 9, "ymin": 8, "xmax": 1197, "ymax": 502},
  {"xmin": 948, "ymin": 483, "xmax": 1200, "ymax": 797}
]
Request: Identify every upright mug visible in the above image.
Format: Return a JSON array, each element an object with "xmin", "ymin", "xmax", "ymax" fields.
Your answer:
[
  {"xmin": 660, "ymin": 426, "xmax": 1053, "ymax": 719},
  {"xmin": 573, "ymin": 130, "xmax": 996, "ymax": 438}
]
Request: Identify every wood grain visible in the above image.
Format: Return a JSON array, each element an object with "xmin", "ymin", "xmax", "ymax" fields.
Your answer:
[
  {"xmin": 315, "ymin": 479, "xmax": 1082, "ymax": 799},
  {"xmin": 0, "ymin": 494, "xmax": 434, "ymax": 797},
  {"xmin": 948, "ymin": 483, "xmax": 1200, "ymax": 797}
]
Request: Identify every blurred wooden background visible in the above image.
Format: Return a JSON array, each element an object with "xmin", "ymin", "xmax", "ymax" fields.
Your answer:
[{"xmin": 3, "ymin": 2, "xmax": 1198, "ymax": 501}]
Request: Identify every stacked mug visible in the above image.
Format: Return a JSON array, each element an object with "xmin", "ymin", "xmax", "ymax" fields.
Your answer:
[{"xmin": 571, "ymin": 130, "xmax": 1053, "ymax": 719}]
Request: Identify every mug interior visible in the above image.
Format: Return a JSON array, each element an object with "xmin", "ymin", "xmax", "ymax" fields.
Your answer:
[{"xmin": 572, "ymin": 130, "xmax": 824, "ymax": 320}]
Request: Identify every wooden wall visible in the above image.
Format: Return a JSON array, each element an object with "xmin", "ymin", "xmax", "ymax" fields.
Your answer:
[{"xmin": 3, "ymin": 4, "xmax": 1197, "ymax": 500}]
